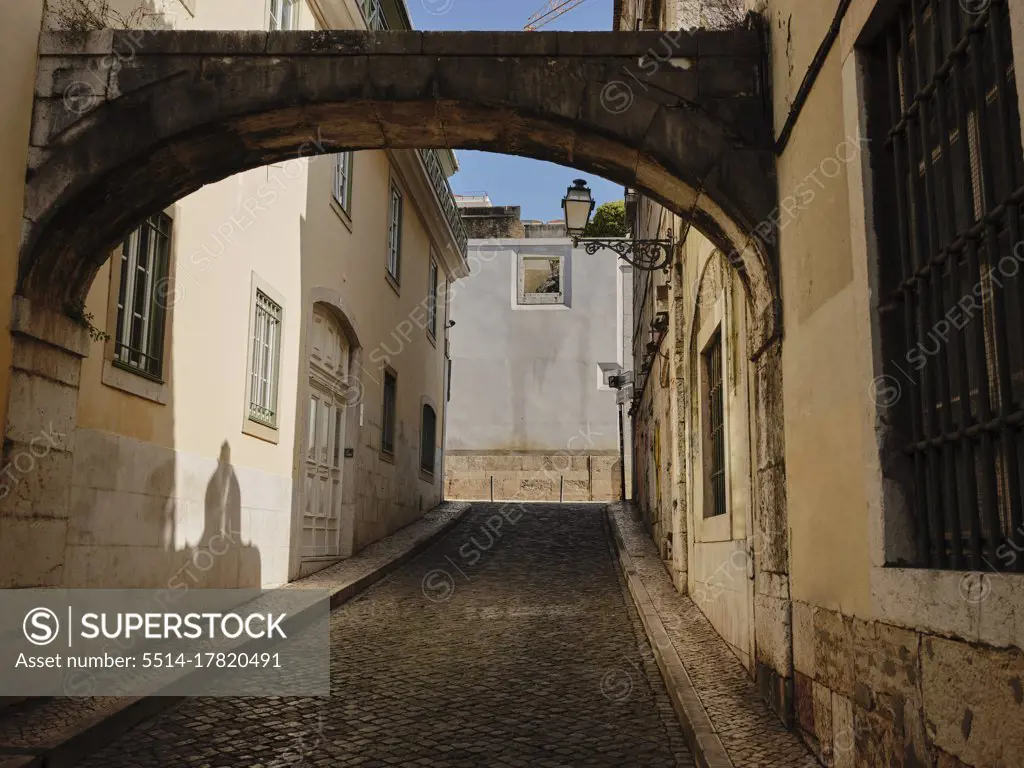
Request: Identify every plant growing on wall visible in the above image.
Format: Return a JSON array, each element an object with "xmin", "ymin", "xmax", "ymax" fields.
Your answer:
[
  {"xmin": 48, "ymin": 0, "xmax": 147, "ymax": 31},
  {"xmin": 583, "ymin": 200, "xmax": 628, "ymax": 238},
  {"xmin": 66, "ymin": 300, "xmax": 111, "ymax": 344}
]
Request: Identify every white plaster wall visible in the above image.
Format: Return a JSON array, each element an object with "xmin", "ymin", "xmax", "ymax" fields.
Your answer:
[
  {"xmin": 446, "ymin": 239, "xmax": 621, "ymax": 454},
  {"xmin": 67, "ymin": 428, "xmax": 292, "ymax": 588}
]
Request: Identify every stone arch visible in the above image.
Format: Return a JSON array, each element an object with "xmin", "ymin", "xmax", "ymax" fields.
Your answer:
[
  {"xmin": 23, "ymin": 29, "xmax": 779, "ymax": 352},
  {"xmin": 10, "ymin": 28, "xmax": 787, "ymax": 604}
]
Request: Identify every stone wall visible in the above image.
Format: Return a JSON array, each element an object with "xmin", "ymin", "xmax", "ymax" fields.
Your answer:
[
  {"xmin": 792, "ymin": 601, "xmax": 1024, "ymax": 767},
  {"xmin": 460, "ymin": 206, "xmax": 526, "ymax": 240},
  {"xmin": 351, "ymin": 401, "xmax": 442, "ymax": 553},
  {"xmin": 445, "ymin": 452, "xmax": 621, "ymax": 502}
]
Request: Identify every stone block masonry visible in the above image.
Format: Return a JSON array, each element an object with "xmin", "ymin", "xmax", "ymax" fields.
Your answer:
[
  {"xmin": 792, "ymin": 599, "xmax": 1024, "ymax": 767},
  {"xmin": 445, "ymin": 452, "xmax": 622, "ymax": 502}
]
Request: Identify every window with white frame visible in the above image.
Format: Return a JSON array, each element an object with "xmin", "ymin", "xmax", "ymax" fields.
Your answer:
[
  {"xmin": 517, "ymin": 252, "xmax": 565, "ymax": 305},
  {"xmin": 427, "ymin": 259, "xmax": 439, "ymax": 337},
  {"xmin": 269, "ymin": 0, "xmax": 299, "ymax": 30},
  {"xmin": 248, "ymin": 289, "xmax": 283, "ymax": 428},
  {"xmin": 387, "ymin": 182, "xmax": 403, "ymax": 282},
  {"xmin": 362, "ymin": 0, "xmax": 388, "ymax": 30},
  {"xmin": 115, "ymin": 213, "xmax": 172, "ymax": 380},
  {"xmin": 333, "ymin": 152, "xmax": 353, "ymax": 215}
]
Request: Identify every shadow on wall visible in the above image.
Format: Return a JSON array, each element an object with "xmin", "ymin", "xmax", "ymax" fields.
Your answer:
[
  {"xmin": 193, "ymin": 441, "xmax": 261, "ymax": 588},
  {"xmin": 69, "ymin": 435, "xmax": 264, "ymax": 590}
]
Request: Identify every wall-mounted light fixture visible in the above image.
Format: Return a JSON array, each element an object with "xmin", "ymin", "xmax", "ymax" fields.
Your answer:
[{"xmin": 561, "ymin": 179, "xmax": 674, "ymax": 272}]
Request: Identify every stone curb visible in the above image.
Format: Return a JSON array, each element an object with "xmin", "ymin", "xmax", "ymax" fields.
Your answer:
[
  {"xmin": 606, "ymin": 506, "xmax": 734, "ymax": 768},
  {"xmin": 0, "ymin": 501, "xmax": 472, "ymax": 768}
]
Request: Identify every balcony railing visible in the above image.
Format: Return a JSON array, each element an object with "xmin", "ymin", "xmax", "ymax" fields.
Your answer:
[{"xmin": 419, "ymin": 148, "xmax": 468, "ymax": 260}]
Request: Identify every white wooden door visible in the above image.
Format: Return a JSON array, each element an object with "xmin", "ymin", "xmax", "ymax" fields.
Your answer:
[{"xmin": 302, "ymin": 309, "xmax": 349, "ymax": 559}]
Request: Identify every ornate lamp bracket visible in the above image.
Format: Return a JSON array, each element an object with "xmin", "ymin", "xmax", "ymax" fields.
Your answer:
[{"xmin": 570, "ymin": 228, "xmax": 675, "ymax": 272}]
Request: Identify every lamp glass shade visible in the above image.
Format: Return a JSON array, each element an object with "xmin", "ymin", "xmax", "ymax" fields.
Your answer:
[{"xmin": 562, "ymin": 179, "xmax": 595, "ymax": 236}]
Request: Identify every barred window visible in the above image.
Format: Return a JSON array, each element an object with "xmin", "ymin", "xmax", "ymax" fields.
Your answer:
[
  {"xmin": 870, "ymin": 0, "xmax": 1024, "ymax": 570},
  {"xmin": 387, "ymin": 182, "xmax": 403, "ymax": 282},
  {"xmin": 333, "ymin": 152, "xmax": 353, "ymax": 215},
  {"xmin": 249, "ymin": 290, "xmax": 283, "ymax": 428},
  {"xmin": 115, "ymin": 213, "xmax": 171, "ymax": 380}
]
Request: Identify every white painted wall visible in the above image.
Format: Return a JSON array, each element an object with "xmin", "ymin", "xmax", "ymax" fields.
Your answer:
[{"xmin": 446, "ymin": 238, "xmax": 622, "ymax": 454}]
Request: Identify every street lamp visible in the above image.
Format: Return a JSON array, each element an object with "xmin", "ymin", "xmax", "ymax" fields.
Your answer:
[{"xmin": 561, "ymin": 179, "xmax": 675, "ymax": 272}]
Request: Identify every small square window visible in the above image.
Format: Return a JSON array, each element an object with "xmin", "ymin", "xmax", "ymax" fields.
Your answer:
[{"xmin": 517, "ymin": 253, "xmax": 565, "ymax": 305}]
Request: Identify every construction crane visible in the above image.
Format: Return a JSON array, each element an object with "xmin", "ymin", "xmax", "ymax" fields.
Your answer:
[{"xmin": 524, "ymin": 0, "xmax": 594, "ymax": 31}]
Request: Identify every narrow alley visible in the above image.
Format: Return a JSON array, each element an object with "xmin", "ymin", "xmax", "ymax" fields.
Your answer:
[{"xmin": 76, "ymin": 504, "xmax": 695, "ymax": 768}]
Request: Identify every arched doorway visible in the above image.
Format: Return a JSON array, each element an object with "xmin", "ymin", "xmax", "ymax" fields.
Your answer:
[{"xmin": 302, "ymin": 305, "xmax": 351, "ymax": 560}]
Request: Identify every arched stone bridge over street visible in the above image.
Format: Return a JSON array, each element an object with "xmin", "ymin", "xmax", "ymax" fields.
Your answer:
[{"xmin": 26, "ymin": 26, "xmax": 776, "ymax": 344}]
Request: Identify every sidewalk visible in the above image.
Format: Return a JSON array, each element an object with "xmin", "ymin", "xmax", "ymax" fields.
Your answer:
[
  {"xmin": 0, "ymin": 501, "xmax": 471, "ymax": 768},
  {"xmin": 607, "ymin": 502, "xmax": 819, "ymax": 768}
]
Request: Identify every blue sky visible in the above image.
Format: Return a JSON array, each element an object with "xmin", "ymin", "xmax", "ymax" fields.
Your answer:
[{"xmin": 405, "ymin": 0, "xmax": 622, "ymax": 221}]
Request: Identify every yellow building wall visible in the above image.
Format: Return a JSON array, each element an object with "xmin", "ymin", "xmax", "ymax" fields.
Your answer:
[
  {"xmin": 0, "ymin": 0, "xmax": 46, "ymax": 461},
  {"xmin": 763, "ymin": 0, "xmax": 873, "ymax": 618},
  {"xmin": 31, "ymin": 0, "xmax": 454, "ymax": 588}
]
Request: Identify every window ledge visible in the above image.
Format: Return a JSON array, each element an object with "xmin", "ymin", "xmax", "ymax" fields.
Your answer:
[
  {"xmin": 242, "ymin": 416, "xmax": 280, "ymax": 444},
  {"xmin": 426, "ymin": 329, "xmax": 437, "ymax": 348},
  {"xmin": 380, "ymin": 450, "xmax": 396, "ymax": 465},
  {"xmin": 871, "ymin": 565, "xmax": 1024, "ymax": 651},
  {"xmin": 420, "ymin": 468, "xmax": 436, "ymax": 484},
  {"xmin": 385, "ymin": 270, "xmax": 400, "ymax": 296},
  {"xmin": 330, "ymin": 197, "xmax": 353, "ymax": 232},
  {"xmin": 512, "ymin": 302, "xmax": 570, "ymax": 311},
  {"xmin": 102, "ymin": 360, "xmax": 169, "ymax": 405}
]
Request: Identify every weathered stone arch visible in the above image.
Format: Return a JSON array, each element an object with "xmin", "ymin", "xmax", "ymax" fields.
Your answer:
[
  {"xmin": 8, "ymin": 26, "xmax": 785, "ymax": 594},
  {"xmin": 23, "ymin": 28, "xmax": 778, "ymax": 349}
]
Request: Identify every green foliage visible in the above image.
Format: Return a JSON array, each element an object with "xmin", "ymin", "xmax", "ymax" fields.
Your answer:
[
  {"xmin": 583, "ymin": 200, "xmax": 628, "ymax": 238},
  {"xmin": 66, "ymin": 301, "xmax": 111, "ymax": 344}
]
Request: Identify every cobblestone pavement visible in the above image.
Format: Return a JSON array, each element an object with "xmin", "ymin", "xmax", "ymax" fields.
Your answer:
[
  {"xmin": 610, "ymin": 504, "xmax": 818, "ymax": 768},
  {"xmin": 76, "ymin": 503, "xmax": 695, "ymax": 767}
]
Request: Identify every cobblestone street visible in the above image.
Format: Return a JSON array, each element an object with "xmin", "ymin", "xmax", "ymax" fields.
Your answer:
[{"xmin": 77, "ymin": 504, "xmax": 694, "ymax": 767}]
